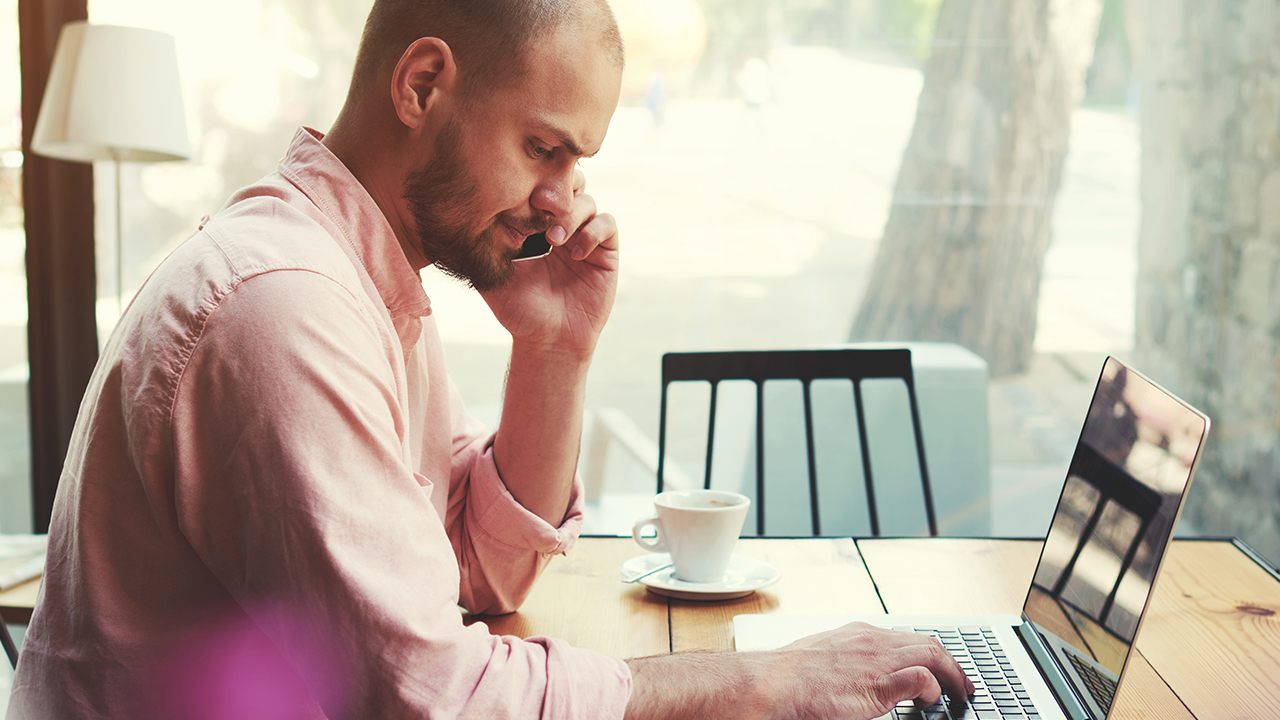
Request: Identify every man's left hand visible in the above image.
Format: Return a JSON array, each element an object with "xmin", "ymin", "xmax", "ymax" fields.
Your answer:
[{"xmin": 481, "ymin": 167, "xmax": 618, "ymax": 357}]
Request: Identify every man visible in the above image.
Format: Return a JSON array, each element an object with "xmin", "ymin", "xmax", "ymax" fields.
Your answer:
[{"xmin": 8, "ymin": 0, "xmax": 973, "ymax": 718}]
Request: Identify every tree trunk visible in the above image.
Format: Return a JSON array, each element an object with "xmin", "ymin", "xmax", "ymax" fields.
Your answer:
[
  {"xmin": 1130, "ymin": 0, "xmax": 1280, "ymax": 565},
  {"xmin": 848, "ymin": 0, "xmax": 1102, "ymax": 378}
]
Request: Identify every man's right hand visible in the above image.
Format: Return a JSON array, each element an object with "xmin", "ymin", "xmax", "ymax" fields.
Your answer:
[
  {"xmin": 624, "ymin": 622, "xmax": 974, "ymax": 720},
  {"xmin": 769, "ymin": 622, "xmax": 975, "ymax": 719}
]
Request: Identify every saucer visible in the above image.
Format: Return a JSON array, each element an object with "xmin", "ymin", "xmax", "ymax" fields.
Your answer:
[{"xmin": 621, "ymin": 553, "xmax": 782, "ymax": 601}]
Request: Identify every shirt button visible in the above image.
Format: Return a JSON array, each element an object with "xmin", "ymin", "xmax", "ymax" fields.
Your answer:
[{"xmin": 198, "ymin": 214, "xmax": 210, "ymax": 230}]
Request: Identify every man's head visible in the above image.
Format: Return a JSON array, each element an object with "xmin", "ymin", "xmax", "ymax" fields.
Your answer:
[
  {"xmin": 336, "ymin": 0, "xmax": 625, "ymax": 290},
  {"xmin": 351, "ymin": 0, "xmax": 624, "ymax": 106}
]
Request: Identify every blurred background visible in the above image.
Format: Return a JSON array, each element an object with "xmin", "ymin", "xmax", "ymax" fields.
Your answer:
[{"xmin": 0, "ymin": 0, "xmax": 1273, "ymax": 582}]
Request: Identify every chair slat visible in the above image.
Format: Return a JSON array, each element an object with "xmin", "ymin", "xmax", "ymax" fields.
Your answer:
[
  {"xmin": 802, "ymin": 379, "xmax": 821, "ymax": 536},
  {"xmin": 754, "ymin": 379, "xmax": 765, "ymax": 534},
  {"xmin": 851, "ymin": 377, "xmax": 879, "ymax": 536},
  {"xmin": 704, "ymin": 381, "xmax": 718, "ymax": 490}
]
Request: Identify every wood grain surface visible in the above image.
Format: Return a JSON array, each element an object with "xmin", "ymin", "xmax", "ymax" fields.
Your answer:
[
  {"xmin": 465, "ymin": 536, "xmax": 670, "ymax": 659},
  {"xmin": 1135, "ymin": 540, "xmax": 1280, "ymax": 720},
  {"xmin": 0, "ymin": 576, "xmax": 39, "ymax": 624},
  {"xmin": 668, "ymin": 537, "xmax": 882, "ymax": 653},
  {"xmin": 857, "ymin": 537, "xmax": 1040, "ymax": 615}
]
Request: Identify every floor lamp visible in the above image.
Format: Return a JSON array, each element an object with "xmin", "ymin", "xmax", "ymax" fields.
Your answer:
[{"xmin": 30, "ymin": 22, "xmax": 190, "ymax": 320}]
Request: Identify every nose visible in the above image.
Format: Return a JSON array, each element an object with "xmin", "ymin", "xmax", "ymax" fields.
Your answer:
[{"xmin": 529, "ymin": 166, "xmax": 575, "ymax": 219}]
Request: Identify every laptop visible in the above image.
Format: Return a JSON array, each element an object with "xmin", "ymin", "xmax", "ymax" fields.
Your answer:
[{"xmin": 733, "ymin": 357, "xmax": 1210, "ymax": 720}]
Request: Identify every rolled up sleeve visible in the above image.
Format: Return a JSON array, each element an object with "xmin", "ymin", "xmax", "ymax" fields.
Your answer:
[
  {"xmin": 447, "ymin": 430, "xmax": 586, "ymax": 613},
  {"xmin": 467, "ymin": 439, "xmax": 584, "ymax": 556}
]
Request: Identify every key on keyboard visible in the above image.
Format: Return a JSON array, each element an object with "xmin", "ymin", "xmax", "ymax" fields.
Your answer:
[{"xmin": 883, "ymin": 627, "xmax": 1040, "ymax": 720}]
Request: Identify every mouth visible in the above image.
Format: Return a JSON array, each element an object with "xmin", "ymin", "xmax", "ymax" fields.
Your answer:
[
  {"xmin": 500, "ymin": 222, "xmax": 527, "ymax": 250},
  {"xmin": 501, "ymin": 209, "xmax": 553, "ymax": 236},
  {"xmin": 499, "ymin": 215, "xmax": 555, "ymax": 252}
]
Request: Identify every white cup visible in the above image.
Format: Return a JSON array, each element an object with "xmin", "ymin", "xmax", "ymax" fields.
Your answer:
[{"xmin": 631, "ymin": 489, "xmax": 751, "ymax": 583}]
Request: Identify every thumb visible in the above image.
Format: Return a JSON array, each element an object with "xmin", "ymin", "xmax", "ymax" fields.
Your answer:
[
  {"xmin": 877, "ymin": 666, "xmax": 943, "ymax": 711},
  {"xmin": 545, "ymin": 224, "xmax": 569, "ymax": 247}
]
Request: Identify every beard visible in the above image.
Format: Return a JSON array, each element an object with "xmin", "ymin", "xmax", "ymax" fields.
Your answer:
[{"xmin": 403, "ymin": 117, "xmax": 553, "ymax": 292}]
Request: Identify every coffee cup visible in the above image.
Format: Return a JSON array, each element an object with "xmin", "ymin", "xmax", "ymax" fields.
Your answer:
[{"xmin": 631, "ymin": 489, "xmax": 751, "ymax": 583}]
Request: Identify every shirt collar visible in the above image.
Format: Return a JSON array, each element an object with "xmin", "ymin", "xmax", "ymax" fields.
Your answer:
[{"xmin": 277, "ymin": 127, "xmax": 433, "ymax": 325}]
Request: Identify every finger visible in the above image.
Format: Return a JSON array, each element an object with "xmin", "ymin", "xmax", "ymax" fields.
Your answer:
[
  {"xmin": 566, "ymin": 212, "xmax": 618, "ymax": 262},
  {"xmin": 879, "ymin": 666, "xmax": 943, "ymax": 710},
  {"xmin": 895, "ymin": 637, "xmax": 974, "ymax": 703},
  {"xmin": 572, "ymin": 166, "xmax": 586, "ymax": 197},
  {"xmin": 547, "ymin": 192, "xmax": 599, "ymax": 248}
]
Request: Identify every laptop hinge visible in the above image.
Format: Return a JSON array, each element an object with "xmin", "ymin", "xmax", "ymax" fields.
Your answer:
[{"xmin": 1015, "ymin": 620, "xmax": 1095, "ymax": 720}]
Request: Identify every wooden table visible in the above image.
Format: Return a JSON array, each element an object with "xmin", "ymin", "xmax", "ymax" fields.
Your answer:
[
  {"xmin": 6, "ymin": 536, "xmax": 1279, "ymax": 719},
  {"xmin": 0, "ymin": 576, "xmax": 38, "ymax": 625},
  {"xmin": 467, "ymin": 536, "xmax": 1280, "ymax": 720}
]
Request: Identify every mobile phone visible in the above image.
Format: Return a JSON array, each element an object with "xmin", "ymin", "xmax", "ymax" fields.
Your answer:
[{"xmin": 517, "ymin": 231, "xmax": 552, "ymax": 259}]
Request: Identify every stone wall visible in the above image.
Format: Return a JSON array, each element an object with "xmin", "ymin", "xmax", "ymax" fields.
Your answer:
[{"xmin": 1132, "ymin": 0, "xmax": 1280, "ymax": 564}]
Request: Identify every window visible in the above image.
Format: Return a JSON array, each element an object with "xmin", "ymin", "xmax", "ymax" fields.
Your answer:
[
  {"xmin": 63, "ymin": 0, "xmax": 1278, "ymax": 564},
  {"xmin": 0, "ymin": 0, "xmax": 30, "ymax": 535}
]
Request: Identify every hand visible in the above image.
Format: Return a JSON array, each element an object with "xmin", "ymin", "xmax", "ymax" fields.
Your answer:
[
  {"xmin": 774, "ymin": 622, "xmax": 975, "ymax": 719},
  {"xmin": 480, "ymin": 167, "xmax": 619, "ymax": 357},
  {"xmin": 624, "ymin": 622, "xmax": 975, "ymax": 720}
]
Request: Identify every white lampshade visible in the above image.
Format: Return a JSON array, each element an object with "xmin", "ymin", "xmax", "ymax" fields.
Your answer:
[{"xmin": 31, "ymin": 22, "xmax": 190, "ymax": 163}]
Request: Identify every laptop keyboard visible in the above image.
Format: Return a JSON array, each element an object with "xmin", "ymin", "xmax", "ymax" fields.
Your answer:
[{"xmin": 884, "ymin": 627, "xmax": 1041, "ymax": 720}]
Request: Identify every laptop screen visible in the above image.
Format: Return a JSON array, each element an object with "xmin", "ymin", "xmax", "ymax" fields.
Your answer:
[{"xmin": 1021, "ymin": 357, "xmax": 1208, "ymax": 716}]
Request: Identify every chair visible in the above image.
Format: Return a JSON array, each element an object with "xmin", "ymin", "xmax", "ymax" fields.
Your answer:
[
  {"xmin": 655, "ymin": 348, "xmax": 938, "ymax": 536},
  {"xmin": 1047, "ymin": 442, "xmax": 1163, "ymax": 630},
  {"xmin": 1, "ymin": 613, "xmax": 17, "ymax": 669}
]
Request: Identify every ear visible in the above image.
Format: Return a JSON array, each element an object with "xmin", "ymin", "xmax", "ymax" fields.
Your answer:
[{"xmin": 390, "ymin": 37, "xmax": 457, "ymax": 129}]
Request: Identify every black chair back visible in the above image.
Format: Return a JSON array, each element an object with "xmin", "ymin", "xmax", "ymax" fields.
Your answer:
[
  {"xmin": 656, "ymin": 348, "xmax": 938, "ymax": 536},
  {"xmin": 1048, "ymin": 443, "xmax": 1163, "ymax": 627}
]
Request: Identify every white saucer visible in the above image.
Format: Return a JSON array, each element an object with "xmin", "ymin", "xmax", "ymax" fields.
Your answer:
[{"xmin": 621, "ymin": 553, "xmax": 782, "ymax": 601}]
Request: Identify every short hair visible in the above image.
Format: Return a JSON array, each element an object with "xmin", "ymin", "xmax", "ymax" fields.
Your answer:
[{"xmin": 350, "ymin": 0, "xmax": 624, "ymax": 102}]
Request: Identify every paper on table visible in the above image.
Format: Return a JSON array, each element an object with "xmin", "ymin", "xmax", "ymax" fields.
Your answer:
[{"xmin": 0, "ymin": 534, "xmax": 48, "ymax": 592}]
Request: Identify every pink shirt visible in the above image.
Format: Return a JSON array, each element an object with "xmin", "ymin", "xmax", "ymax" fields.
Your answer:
[{"xmin": 8, "ymin": 128, "xmax": 632, "ymax": 719}]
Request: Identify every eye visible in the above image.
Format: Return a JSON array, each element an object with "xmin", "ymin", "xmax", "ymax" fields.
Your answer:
[{"xmin": 530, "ymin": 143, "xmax": 551, "ymax": 160}]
